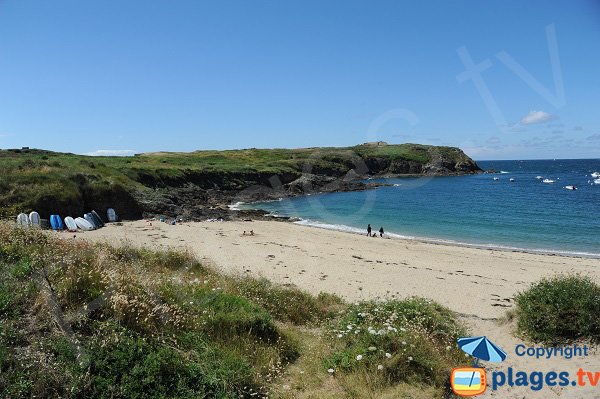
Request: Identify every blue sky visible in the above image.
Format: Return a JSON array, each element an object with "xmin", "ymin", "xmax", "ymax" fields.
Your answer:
[{"xmin": 1, "ymin": 1, "xmax": 599, "ymax": 160}]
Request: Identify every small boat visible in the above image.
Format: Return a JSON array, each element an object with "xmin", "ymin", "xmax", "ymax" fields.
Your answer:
[
  {"xmin": 107, "ymin": 208, "xmax": 118, "ymax": 222},
  {"xmin": 536, "ymin": 176, "xmax": 543, "ymax": 180},
  {"xmin": 591, "ymin": 172, "xmax": 600, "ymax": 178},
  {"xmin": 50, "ymin": 215, "xmax": 64, "ymax": 231},
  {"xmin": 564, "ymin": 185, "xmax": 577, "ymax": 190},
  {"xmin": 29, "ymin": 211, "xmax": 41, "ymax": 228},
  {"xmin": 91, "ymin": 210, "xmax": 105, "ymax": 227},
  {"xmin": 542, "ymin": 179, "xmax": 555, "ymax": 184},
  {"xmin": 16, "ymin": 213, "xmax": 30, "ymax": 229},
  {"xmin": 64, "ymin": 216, "xmax": 78, "ymax": 232},
  {"xmin": 594, "ymin": 178, "xmax": 600, "ymax": 185},
  {"xmin": 75, "ymin": 217, "xmax": 95, "ymax": 231},
  {"xmin": 493, "ymin": 177, "xmax": 500, "ymax": 181},
  {"xmin": 84, "ymin": 213, "xmax": 100, "ymax": 229},
  {"xmin": 509, "ymin": 178, "xmax": 515, "ymax": 182}
]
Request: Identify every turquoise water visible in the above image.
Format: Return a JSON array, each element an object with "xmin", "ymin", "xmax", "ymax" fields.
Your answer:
[{"xmin": 241, "ymin": 159, "xmax": 600, "ymax": 257}]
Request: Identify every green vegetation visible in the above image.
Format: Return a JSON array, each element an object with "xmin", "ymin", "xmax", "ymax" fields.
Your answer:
[
  {"xmin": 326, "ymin": 299, "xmax": 467, "ymax": 388},
  {"xmin": 0, "ymin": 224, "xmax": 469, "ymax": 398},
  {"xmin": 515, "ymin": 274, "xmax": 600, "ymax": 345},
  {"xmin": 0, "ymin": 144, "xmax": 478, "ymax": 220}
]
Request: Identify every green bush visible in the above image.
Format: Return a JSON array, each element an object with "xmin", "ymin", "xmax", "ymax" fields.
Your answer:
[
  {"xmin": 84, "ymin": 324, "xmax": 254, "ymax": 399},
  {"xmin": 325, "ymin": 298, "xmax": 467, "ymax": 387},
  {"xmin": 515, "ymin": 274, "xmax": 600, "ymax": 344},
  {"xmin": 234, "ymin": 277, "xmax": 345, "ymax": 325}
]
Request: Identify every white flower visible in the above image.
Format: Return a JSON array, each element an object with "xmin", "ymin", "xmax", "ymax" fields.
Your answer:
[
  {"xmin": 385, "ymin": 353, "xmax": 392, "ymax": 359},
  {"xmin": 402, "ymin": 341, "xmax": 407, "ymax": 345},
  {"xmin": 347, "ymin": 325, "xmax": 353, "ymax": 330},
  {"xmin": 327, "ymin": 368, "xmax": 334, "ymax": 374},
  {"xmin": 446, "ymin": 346, "xmax": 452, "ymax": 351},
  {"xmin": 368, "ymin": 346, "xmax": 377, "ymax": 352},
  {"xmin": 377, "ymin": 364, "xmax": 384, "ymax": 370},
  {"xmin": 337, "ymin": 334, "xmax": 343, "ymax": 338},
  {"xmin": 356, "ymin": 355, "xmax": 363, "ymax": 361},
  {"xmin": 408, "ymin": 356, "xmax": 413, "ymax": 361}
]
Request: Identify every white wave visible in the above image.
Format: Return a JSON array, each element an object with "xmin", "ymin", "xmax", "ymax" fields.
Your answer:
[
  {"xmin": 228, "ymin": 201, "xmax": 245, "ymax": 210},
  {"xmin": 499, "ymin": 171, "xmax": 510, "ymax": 174},
  {"xmin": 294, "ymin": 219, "xmax": 366, "ymax": 235},
  {"xmin": 292, "ymin": 219, "xmax": 600, "ymax": 259}
]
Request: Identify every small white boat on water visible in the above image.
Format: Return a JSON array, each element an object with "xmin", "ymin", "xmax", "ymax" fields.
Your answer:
[
  {"xmin": 565, "ymin": 185, "xmax": 577, "ymax": 190},
  {"xmin": 493, "ymin": 177, "xmax": 499, "ymax": 181},
  {"xmin": 543, "ymin": 179, "xmax": 555, "ymax": 184},
  {"xmin": 591, "ymin": 172, "xmax": 600, "ymax": 178},
  {"xmin": 594, "ymin": 178, "xmax": 600, "ymax": 185},
  {"xmin": 509, "ymin": 178, "xmax": 515, "ymax": 182},
  {"xmin": 536, "ymin": 176, "xmax": 543, "ymax": 180}
]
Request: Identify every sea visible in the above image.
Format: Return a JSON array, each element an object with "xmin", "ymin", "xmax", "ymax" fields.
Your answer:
[{"xmin": 238, "ymin": 159, "xmax": 600, "ymax": 257}]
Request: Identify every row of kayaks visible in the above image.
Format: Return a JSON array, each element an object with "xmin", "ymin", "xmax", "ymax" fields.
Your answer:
[{"xmin": 16, "ymin": 208, "xmax": 118, "ymax": 231}]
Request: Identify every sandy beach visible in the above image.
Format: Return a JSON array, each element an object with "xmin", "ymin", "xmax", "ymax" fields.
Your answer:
[
  {"xmin": 83, "ymin": 219, "xmax": 600, "ymax": 319},
  {"xmin": 82, "ymin": 219, "xmax": 600, "ymax": 398}
]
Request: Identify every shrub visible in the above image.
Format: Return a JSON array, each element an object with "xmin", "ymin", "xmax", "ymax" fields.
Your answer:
[
  {"xmin": 325, "ymin": 298, "xmax": 467, "ymax": 387},
  {"xmin": 515, "ymin": 274, "xmax": 600, "ymax": 344},
  {"xmin": 233, "ymin": 277, "xmax": 346, "ymax": 325}
]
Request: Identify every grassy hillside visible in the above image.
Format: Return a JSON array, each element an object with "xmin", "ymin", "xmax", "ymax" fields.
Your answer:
[
  {"xmin": 0, "ymin": 144, "xmax": 479, "ymax": 220},
  {"xmin": 0, "ymin": 224, "xmax": 469, "ymax": 398}
]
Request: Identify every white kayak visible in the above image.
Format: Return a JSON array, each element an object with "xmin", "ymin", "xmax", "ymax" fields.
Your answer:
[
  {"xmin": 64, "ymin": 216, "xmax": 78, "ymax": 232},
  {"xmin": 16, "ymin": 213, "xmax": 30, "ymax": 228},
  {"xmin": 75, "ymin": 217, "xmax": 95, "ymax": 231},
  {"xmin": 29, "ymin": 211, "xmax": 41, "ymax": 227},
  {"xmin": 107, "ymin": 208, "xmax": 118, "ymax": 222},
  {"xmin": 564, "ymin": 185, "xmax": 577, "ymax": 190},
  {"xmin": 542, "ymin": 179, "xmax": 555, "ymax": 184},
  {"xmin": 591, "ymin": 172, "xmax": 600, "ymax": 178}
]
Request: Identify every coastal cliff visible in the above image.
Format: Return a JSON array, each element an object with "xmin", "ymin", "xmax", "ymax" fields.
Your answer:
[{"xmin": 0, "ymin": 143, "xmax": 480, "ymax": 220}]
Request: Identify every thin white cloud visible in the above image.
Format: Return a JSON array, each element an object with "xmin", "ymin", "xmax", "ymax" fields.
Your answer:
[
  {"xmin": 84, "ymin": 149, "xmax": 136, "ymax": 157},
  {"xmin": 587, "ymin": 134, "xmax": 600, "ymax": 141},
  {"xmin": 520, "ymin": 110, "xmax": 556, "ymax": 125}
]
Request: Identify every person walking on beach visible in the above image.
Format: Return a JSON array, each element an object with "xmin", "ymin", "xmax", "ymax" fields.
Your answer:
[
  {"xmin": 367, "ymin": 224, "xmax": 372, "ymax": 237},
  {"xmin": 379, "ymin": 227, "xmax": 384, "ymax": 237}
]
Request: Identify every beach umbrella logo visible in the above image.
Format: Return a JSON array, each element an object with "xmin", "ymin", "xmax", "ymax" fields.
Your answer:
[
  {"xmin": 457, "ymin": 336, "xmax": 507, "ymax": 364},
  {"xmin": 450, "ymin": 336, "xmax": 506, "ymax": 396}
]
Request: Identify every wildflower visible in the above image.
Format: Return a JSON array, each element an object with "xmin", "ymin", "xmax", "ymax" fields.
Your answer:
[
  {"xmin": 368, "ymin": 346, "xmax": 377, "ymax": 352},
  {"xmin": 385, "ymin": 353, "xmax": 392, "ymax": 359},
  {"xmin": 377, "ymin": 365, "xmax": 384, "ymax": 370},
  {"xmin": 337, "ymin": 334, "xmax": 343, "ymax": 338},
  {"xmin": 356, "ymin": 355, "xmax": 363, "ymax": 361},
  {"xmin": 327, "ymin": 368, "xmax": 334, "ymax": 374},
  {"xmin": 408, "ymin": 356, "xmax": 413, "ymax": 361}
]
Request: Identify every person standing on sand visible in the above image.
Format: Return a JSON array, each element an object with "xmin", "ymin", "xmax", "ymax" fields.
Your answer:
[
  {"xmin": 367, "ymin": 224, "xmax": 372, "ymax": 237},
  {"xmin": 379, "ymin": 227, "xmax": 384, "ymax": 237}
]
